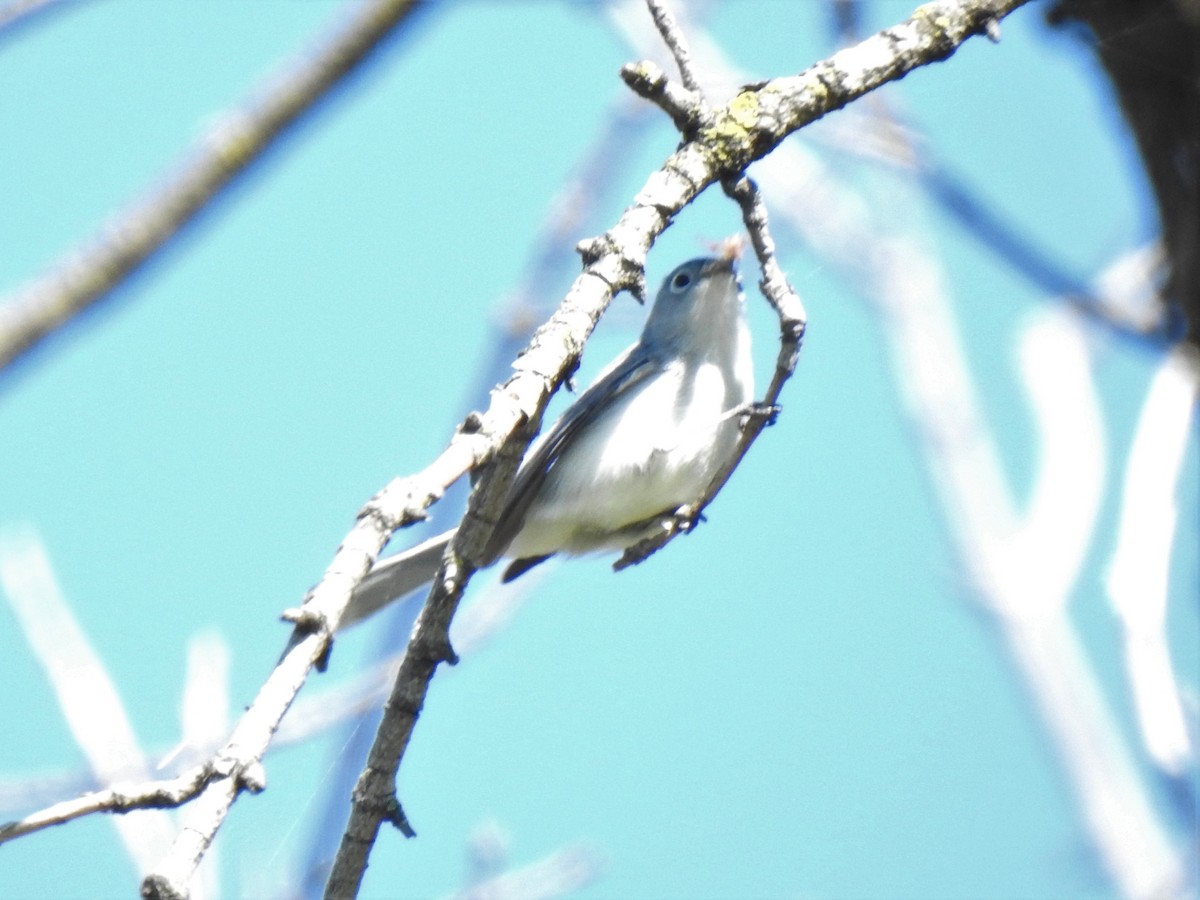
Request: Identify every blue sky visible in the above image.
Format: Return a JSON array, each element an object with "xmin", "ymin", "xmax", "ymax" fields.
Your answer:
[{"xmin": 0, "ymin": 1, "xmax": 1195, "ymax": 898}]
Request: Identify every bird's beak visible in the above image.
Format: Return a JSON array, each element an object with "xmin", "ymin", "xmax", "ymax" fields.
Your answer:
[
  {"xmin": 711, "ymin": 234, "xmax": 744, "ymax": 269},
  {"xmin": 701, "ymin": 255, "xmax": 737, "ymax": 278}
]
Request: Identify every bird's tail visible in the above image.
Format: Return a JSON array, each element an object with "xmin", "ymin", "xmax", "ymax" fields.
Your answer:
[{"xmin": 339, "ymin": 528, "xmax": 456, "ymax": 630}]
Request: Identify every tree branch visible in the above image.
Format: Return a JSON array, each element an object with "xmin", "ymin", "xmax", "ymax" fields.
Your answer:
[
  {"xmin": 0, "ymin": 0, "xmax": 425, "ymax": 377},
  {"xmin": 645, "ymin": 0, "xmax": 703, "ymax": 93},
  {"xmin": 0, "ymin": 766, "xmax": 214, "ymax": 847}
]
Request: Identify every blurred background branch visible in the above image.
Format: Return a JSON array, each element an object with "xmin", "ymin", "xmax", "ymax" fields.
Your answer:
[{"xmin": 0, "ymin": 0, "xmax": 427, "ymax": 377}]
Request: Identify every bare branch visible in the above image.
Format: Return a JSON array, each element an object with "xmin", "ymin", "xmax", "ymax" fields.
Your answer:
[
  {"xmin": 323, "ymin": 410, "xmax": 548, "ymax": 894},
  {"xmin": 620, "ymin": 59, "xmax": 706, "ymax": 135},
  {"xmin": 645, "ymin": 0, "xmax": 703, "ymax": 93},
  {"xmin": 0, "ymin": 768, "xmax": 211, "ymax": 846},
  {"xmin": 0, "ymin": 0, "xmax": 424, "ymax": 376}
]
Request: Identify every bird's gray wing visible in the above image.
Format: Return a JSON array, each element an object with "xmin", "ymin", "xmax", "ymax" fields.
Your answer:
[
  {"xmin": 343, "ymin": 345, "xmax": 664, "ymax": 620},
  {"xmin": 341, "ymin": 345, "xmax": 664, "ymax": 621},
  {"xmin": 483, "ymin": 343, "xmax": 663, "ymax": 569}
]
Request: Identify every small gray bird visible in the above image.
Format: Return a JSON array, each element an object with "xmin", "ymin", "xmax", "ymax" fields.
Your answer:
[{"xmin": 344, "ymin": 253, "xmax": 753, "ymax": 628}]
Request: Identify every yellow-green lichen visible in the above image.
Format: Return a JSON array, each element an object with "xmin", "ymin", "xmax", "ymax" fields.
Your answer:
[
  {"xmin": 727, "ymin": 90, "xmax": 762, "ymax": 130},
  {"xmin": 912, "ymin": 3, "xmax": 953, "ymax": 33},
  {"xmin": 700, "ymin": 91, "xmax": 762, "ymax": 168}
]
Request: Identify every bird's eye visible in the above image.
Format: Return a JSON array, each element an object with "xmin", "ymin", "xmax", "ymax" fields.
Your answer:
[{"xmin": 670, "ymin": 271, "xmax": 692, "ymax": 292}]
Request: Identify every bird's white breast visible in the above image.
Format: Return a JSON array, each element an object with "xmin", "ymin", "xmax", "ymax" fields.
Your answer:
[{"xmin": 509, "ymin": 350, "xmax": 752, "ymax": 558}]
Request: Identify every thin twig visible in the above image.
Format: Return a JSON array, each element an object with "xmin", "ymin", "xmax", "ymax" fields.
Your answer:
[
  {"xmin": 645, "ymin": 0, "xmax": 702, "ymax": 93},
  {"xmin": 0, "ymin": 768, "xmax": 211, "ymax": 845},
  {"xmin": 619, "ymin": 59, "xmax": 706, "ymax": 136},
  {"xmin": 0, "ymin": 0, "xmax": 425, "ymax": 377}
]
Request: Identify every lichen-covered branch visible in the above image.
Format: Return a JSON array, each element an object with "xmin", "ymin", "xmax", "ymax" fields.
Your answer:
[{"xmin": 619, "ymin": 0, "xmax": 1028, "ymax": 177}]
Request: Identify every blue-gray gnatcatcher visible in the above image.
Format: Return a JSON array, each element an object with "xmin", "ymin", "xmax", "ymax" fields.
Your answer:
[{"xmin": 344, "ymin": 253, "xmax": 753, "ymax": 628}]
